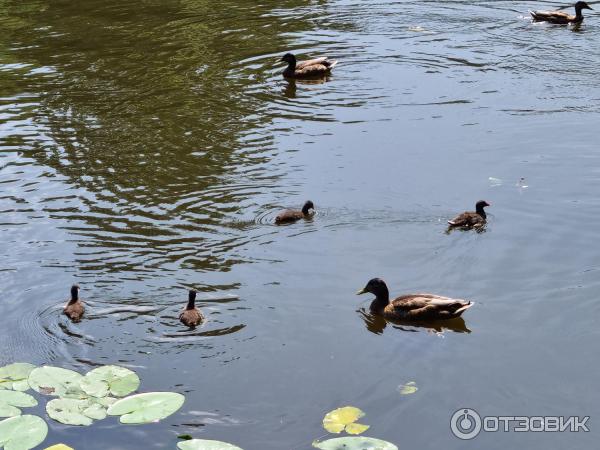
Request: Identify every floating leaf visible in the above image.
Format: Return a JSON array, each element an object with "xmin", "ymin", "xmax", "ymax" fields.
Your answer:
[
  {"xmin": 397, "ymin": 381, "xmax": 418, "ymax": 395},
  {"xmin": 0, "ymin": 364, "xmax": 36, "ymax": 391},
  {"xmin": 28, "ymin": 367, "xmax": 84, "ymax": 398},
  {"xmin": 46, "ymin": 398, "xmax": 111, "ymax": 426},
  {"xmin": 0, "ymin": 391, "xmax": 37, "ymax": 418},
  {"xmin": 323, "ymin": 406, "xmax": 368, "ymax": 435},
  {"xmin": 80, "ymin": 365, "xmax": 140, "ymax": 398},
  {"xmin": 0, "ymin": 415, "xmax": 48, "ymax": 450},
  {"xmin": 107, "ymin": 392, "xmax": 184, "ymax": 424},
  {"xmin": 177, "ymin": 439, "xmax": 243, "ymax": 450},
  {"xmin": 344, "ymin": 423, "xmax": 370, "ymax": 435},
  {"xmin": 313, "ymin": 437, "xmax": 398, "ymax": 450},
  {"xmin": 44, "ymin": 445, "xmax": 74, "ymax": 450}
]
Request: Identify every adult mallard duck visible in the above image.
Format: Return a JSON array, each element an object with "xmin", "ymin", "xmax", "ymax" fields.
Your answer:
[
  {"xmin": 530, "ymin": 1, "xmax": 593, "ymax": 24},
  {"xmin": 281, "ymin": 53, "xmax": 338, "ymax": 79},
  {"xmin": 447, "ymin": 200, "xmax": 490, "ymax": 229},
  {"xmin": 179, "ymin": 290, "xmax": 204, "ymax": 327},
  {"xmin": 64, "ymin": 284, "xmax": 84, "ymax": 322},
  {"xmin": 356, "ymin": 278, "xmax": 472, "ymax": 321},
  {"xmin": 275, "ymin": 200, "xmax": 314, "ymax": 224}
]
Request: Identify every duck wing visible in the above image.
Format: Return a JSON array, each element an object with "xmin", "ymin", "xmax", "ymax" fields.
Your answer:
[
  {"xmin": 387, "ymin": 294, "xmax": 472, "ymax": 320},
  {"xmin": 275, "ymin": 209, "xmax": 304, "ymax": 223},
  {"xmin": 530, "ymin": 10, "xmax": 574, "ymax": 24},
  {"xmin": 447, "ymin": 211, "xmax": 484, "ymax": 227},
  {"xmin": 296, "ymin": 57, "xmax": 337, "ymax": 69}
]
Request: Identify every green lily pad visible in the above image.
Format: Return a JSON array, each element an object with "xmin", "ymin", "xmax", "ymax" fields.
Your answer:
[
  {"xmin": 313, "ymin": 437, "xmax": 398, "ymax": 450},
  {"xmin": 46, "ymin": 397, "xmax": 114, "ymax": 426},
  {"xmin": 177, "ymin": 439, "xmax": 243, "ymax": 450},
  {"xmin": 80, "ymin": 365, "xmax": 140, "ymax": 398},
  {"xmin": 0, "ymin": 391, "xmax": 37, "ymax": 418},
  {"xmin": 28, "ymin": 367, "xmax": 84, "ymax": 398},
  {"xmin": 106, "ymin": 392, "xmax": 185, "ymax": 424},
  {"xmin": 397, "ymin": 381, "xmax": 418, "ymax": 395},
  {"xmin": 0, "ymin": 364, "xmax": 36, "ymax": 391},
  {"xmin": 323, "ymin": 406, "xmax": 369, "ymax": 435},
  {"xmin": 0, "ymin": 415, "xmax": 48, "ymax": 450}
]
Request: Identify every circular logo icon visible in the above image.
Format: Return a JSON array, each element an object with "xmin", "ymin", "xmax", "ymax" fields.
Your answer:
[{"xmin": 450, "ymin": 408, "xmax": 482, "ymax": 440}]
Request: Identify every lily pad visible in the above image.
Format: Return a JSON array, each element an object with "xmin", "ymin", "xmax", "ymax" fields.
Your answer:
[
  {"xmin": 323, "ymin": 406, "xmax": 369, "ymax": 435},
  {"xmin": 0, "ymin": 364, "xmax": 36, "ymax": 391},
  {"xmin": 46, "ymin": 398, "xmax": 113, "ymax": 426},
  {"xmin": 28, "ymin": 367, "xmax": 84, "ymax": 398},
  {"xmin": 0, "ymin": 415, "xmax": 48, "ymax": 450},
  {"xmin": 177, "ymin": 439, "xmax": 243, "ymax": 450},
  {"xmin": 0, "ymin": 391, "xmax": 37, "ymax": 418},
  {"xmin": 107, "ymin": 392, "xmax": 185, "ymax": 424},
  {"xmin": 313, "ymin": 437, "xmax": 398, "ymax": 450},
  {"xmin": 44, "ymin": 445, "xmax": 74, "ymax": 450},
  {"xmin": 397, "ymin": 381, "xmax": 418, "ymax": 395},
  {"xmin": 80, "ymin": 365, "xmax": 140, "ymax": 398}
]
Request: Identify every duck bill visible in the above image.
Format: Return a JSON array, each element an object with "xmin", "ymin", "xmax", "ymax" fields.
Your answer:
[{"xmin": 356, "ymin": 288, "xmax": 368, "ymax": 295}]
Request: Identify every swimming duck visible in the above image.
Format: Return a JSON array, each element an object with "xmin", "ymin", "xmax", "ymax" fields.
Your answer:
[
  {"xmin": 357, "ymin": 278, "xmax": 472, "ymax": 321},
  {"xmin": 447, "ymin": 200, "xmax": 490, "ymax": 229},
  {"xmin": 275, "ymin": 200, "xmax": 315, "ymax": 224},
  {"xmin": 530, "ymin": 1, "xmax": 593, "ymax": 24},
  {"xmin": 179, "ymin": 290, "xmax": 204, "ymax": 327},
  {"xmin": 64, "ymin": 284, "xmax": 84, "ymax": 322},
  {"xmin": 281, "ymin": 53, "xmax": 338, "ymax": 79}
]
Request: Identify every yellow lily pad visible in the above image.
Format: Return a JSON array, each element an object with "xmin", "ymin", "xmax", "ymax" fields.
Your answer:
[
  {"xmin": 44, "ymin": 445, "xmax": 74, "ymax": 450},
  {"xmin": 322, "ymin": 406, "xmax": 368, "ymax": 435},
  {"xmin": 397, "ymin": 381, "xmax": 418, "ymax": 395},
  {"xmin": 344, "ymin": 423, "xmax": 370, "ymax": 435}
]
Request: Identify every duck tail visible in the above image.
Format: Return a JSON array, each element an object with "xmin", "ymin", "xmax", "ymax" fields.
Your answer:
[
  {"xmin": 447, "ymin": 220, "xmax": 456, "ymax": 226},
  {"xmin": 327, "ymin": 59, "xmax": 338, "ymax": 70}
]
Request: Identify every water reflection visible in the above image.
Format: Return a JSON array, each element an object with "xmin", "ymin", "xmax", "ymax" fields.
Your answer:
[{"xmin": 358, "ymin": 308, "xmax": 471, "ymax": 335}]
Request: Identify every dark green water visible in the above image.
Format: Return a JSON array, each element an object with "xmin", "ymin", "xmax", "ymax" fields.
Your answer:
[{"xmin": 0, "ymin": 0, "xmax": 599, "ymax": 449}]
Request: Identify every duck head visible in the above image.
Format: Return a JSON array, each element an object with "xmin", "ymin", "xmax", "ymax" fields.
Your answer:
[
  {"xmin": 356, "ymin": 278, "xmax": 390, "ymax": 300},
  {"xmin": 575, "ymin": 1, "xmax": 593, "ymax": 10},
  {"xmin": 301, "ymin": 200, "xmax": 315, "ymax": 215},
  {"xmin": 70, "ymin": 284, "xmax": 79, "ymax": 301},
  {"xmin": 187, "ymin": 290, "xmax": 197, "ymax": 309},
  {"xmin": 475, "ymin": 200, "xmax": 490, "ymax": 214},
  {"xmin": 281, "ymin": 53, "xmax": 297, "ymax": 66}
]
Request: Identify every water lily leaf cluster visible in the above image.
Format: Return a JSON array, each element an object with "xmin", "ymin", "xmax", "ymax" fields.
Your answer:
[
  {"xmin": 0, "ymin": 362, "xmax": 185, "ymax": 449},
  {"xmin": 0, "ymin": 391, "xmax": 37, "ymax": 418},
  {"xmin": 0, "ymin": 364, "xmax": 36, "ymax": 392},
  {"xmin": 322, "ymin": 406, "xmax": 370, "ymax": 435}
]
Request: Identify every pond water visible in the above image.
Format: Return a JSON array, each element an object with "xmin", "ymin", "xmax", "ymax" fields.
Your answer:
[{"xmin": 0, "ymin": 0, "xmax": 598, "ymax": 449}]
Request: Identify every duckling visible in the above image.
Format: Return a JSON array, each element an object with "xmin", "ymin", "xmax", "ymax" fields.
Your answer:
[
  {"xmin": 179, "ymin": 290, "xmax": 204, "ymax": 327},
  {"xmin": 357, "ymin": 278, "xmax": 472, "ymax": 321},
  {"xmin": 64, "ymin": 284, "xmax": 84, "ymax": 322},
  {"xmin": 530, "ymin": 1, "xmax": 593, "ymax": 24},
  {"xmin": 281, "ymin": 53, "xmax": 338, "ymax": 79},
  {"xmin": 447, "ymin": 200, "xmax": 490, "ymax": 229},
  {"xmin": 275, "ymin": 200, "xmax": 315, "ymax": 224}
]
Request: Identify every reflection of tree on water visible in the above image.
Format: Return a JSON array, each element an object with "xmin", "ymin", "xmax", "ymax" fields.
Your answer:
[{"xmin": 0, "ymin": 0, "xmax": 326, "ymax": 275}]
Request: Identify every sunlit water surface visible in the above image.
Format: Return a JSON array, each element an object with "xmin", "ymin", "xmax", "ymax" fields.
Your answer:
[{"xmin": 0, "ymin": 1, "xmax": 599, "ymax": 449}]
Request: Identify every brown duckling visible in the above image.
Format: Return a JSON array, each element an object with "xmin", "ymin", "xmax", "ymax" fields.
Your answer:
[
  {"xmin": 64, "ymin": 284, "xmax": 84, "ymax": 322},
  {"xmin": 357, "ymin": 278, "xmax": 472, "ymax": 321},
  {"xmin": 281, "ymin": 53, "xmax": 338, "ymax": 79},
  {"xmin": 179, "ymin": 290, "xmax": 204, "ymax": 328},
  {"xmin": 530, "ymin": 1, "xmax": 593, "ymax": 24},
  {"xmin": 447, "ymin": 200, "xmax": 490, "ymax": 229},
  {"xmin": 275, "ymin": 200, "xmax": 315, "ymax": 224}
]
